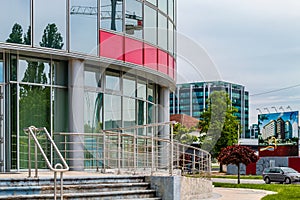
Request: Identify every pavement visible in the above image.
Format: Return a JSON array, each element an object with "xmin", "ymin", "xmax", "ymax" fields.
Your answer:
[{"xmin": 203, "ymin": 187, "xmax": 276, "ymax": 200}]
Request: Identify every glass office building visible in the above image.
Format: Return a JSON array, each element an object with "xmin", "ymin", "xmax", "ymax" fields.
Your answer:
[
  {"xmin": 0, "ymin": 0, "xmax": 176, "ymax": 172},
  {"xmin": 170, "ymin": 81, "xmax": 250, "ymax": 138}
]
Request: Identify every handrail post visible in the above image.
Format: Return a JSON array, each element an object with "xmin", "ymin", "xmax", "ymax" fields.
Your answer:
[
  {"xmin": 102, "ymin": 131, "xmax": 106, "ymax": 173},
  {"xmin": 170, "ymin": 122, "xmax": 174, "ymax": 175},
  {"xmin": 60, "ymin": 171, "xmax": 63, "ymax": 200},
  {"xmin": 193, "ymin": 149, "xmax": 196, "ymax": 175},
  {"xmin": 34, "ymin": 129, "xmax": 38, "ymax": 178},
  {"xmin": 28, "ymin": 131, "xmax": 31, "ymax": 178},
  {"xmin": 117, "ymin": 130, "xmax": 121, "ymax": 174},
  {"xmin": 133, "ymin": 128, "xmax": 137, "ymax": 174},
  {"xmin": 151, "ymin": 127, "xmax": 154, "ymax": 175},
  {"xmin": 54, "ymin": 171, "xmax": 57, "ymax": 200}
]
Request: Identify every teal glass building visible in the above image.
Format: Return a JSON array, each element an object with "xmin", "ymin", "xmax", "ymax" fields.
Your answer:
[{"xmin": 170, "ymin": 81, "xmax": 250, "ymax": 138}]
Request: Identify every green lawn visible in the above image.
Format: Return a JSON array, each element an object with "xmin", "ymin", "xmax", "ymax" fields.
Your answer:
[
  {"xmin": 214, "ymin": 182, "xmax": 300, "ymax": 200},
  {"xmin": 211, "ymin": 174, "xmax": 262, "ymax": 179}
]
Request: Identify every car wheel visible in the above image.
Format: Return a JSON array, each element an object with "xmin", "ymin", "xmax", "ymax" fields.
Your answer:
[
  {"xmin": 264, "ymin": 177, "xmax": 271, "ymax": 184},
  {"xmin": 284, "ymin": 177, "xmax": 291, "ymax": 184}
]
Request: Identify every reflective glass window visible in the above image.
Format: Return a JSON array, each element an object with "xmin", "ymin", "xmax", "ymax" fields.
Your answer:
[
  {"xmin": 144, "ymin": 5, "xmax": 157, "ymax": 45},
  {"xmin": 18, "ymin": 58, "xmax": 51, "ymax": 85},
  {"xmin": 147, "ymin": 84, "xmax": 154, "ymax": 123},
  {"xmin": 0, "ymin": 0, "xmax": 31, "ymax": 45},
  {"xmin": 70, "ymin": 0, "xmax": 97, "ymax": 55},
  {"xmin": 0, "ymin": 54, "xmax": 3, "ymax": 82},
  {"xmin": 137, "ymin": 81, "xmax": 146, "ymax": 100},
  {"xmin": 34, "ymin": 0, "xmax": 66, "ymax": 50},
  {"xmin": 123, "ymin": 97, "xmax": 136, "ymax": 127},
  {"xmin": 168, "ymin": 0, "xmax": 174, "ymax": 21},
  {"xmin": 123, "ymin": 76, "xmax": 136, "ymax": 97},
  {"xmin": 158, "ymin": 13, "xmax": 167, "ymax": 50},
  {"xmin": 53, "ymin": 88, "xmax": 68, "ymax": 133},
  {"xmin": 101, "ymin": 0, "xmax": 123, "ymax": 32},
  {"xmin": 147, "ymin": 0, "xmax": 156, "ymax": 6},
  {"xmin": 168, "ymin": 20, "xmax": 174, "ymax": 55},
  {"xmin": 158, "ymin": 0, "xmax": 167, "ymax": 14},
  {"xmin": 137, "ymin": 99, "xmax": 146, "ymax": 134},
  {"xmin": 84, "ymin": 65, "xmax": 103, "ymax": 88},
  {"xmin": 125, "ymin": 0, "xmax": 143, "ymax": 39},
  {"xmin": 84, "ymin": 92, "xmax": 103, "ymax": 132},
  {"xmin": 19, "ymin": 85, "xmax": 51, "ymax": 169},
  {"xmin": 53, "ymin": 60, "xmax": 68, "ymax": 86},
  {"xmin": 105, "ymin": 70, "xmax": 120, "ymax": 91},
  {"xmin": 104, "ymin": 94, "xmax": 121, "ymax": 129}
]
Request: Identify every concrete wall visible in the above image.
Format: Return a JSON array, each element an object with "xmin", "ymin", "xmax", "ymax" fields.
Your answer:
[{"xmin": 146, "ymin": 176, "xmax": 212, "ymax": 200}]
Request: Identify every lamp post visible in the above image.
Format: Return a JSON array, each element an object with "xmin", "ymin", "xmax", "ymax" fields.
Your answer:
[{"xmin": 271, "ymin": 106, "xmax": 278, "ymax": 113}]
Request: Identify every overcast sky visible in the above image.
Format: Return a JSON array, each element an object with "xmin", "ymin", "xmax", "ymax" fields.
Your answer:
[{"xmin": 177, "ymin": 0, "xmax": 300, "ymax": 124}]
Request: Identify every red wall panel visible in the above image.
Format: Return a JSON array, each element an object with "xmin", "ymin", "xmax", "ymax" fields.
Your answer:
[
  {"xmin": 158, "ymin": 49, "xmax": 168, "ymax": 75},
  {"xmin": 100, "ymin": 31, "xmax": 123, "ymax": 60},
  {"xmin": 124, "ymin": 37, "xmax": 143, "ymax": 65},
  {"xmin": 258, "ymin": 145, "xmax": 298, "ymax": 157},
  {"xmin": 168, "ymin": 54, "xmax": 174, "ymax": 79},
  {"xmin": 246, "ymin": 162, "xmax": 256, "ymax": 175},
  {"xmin": 144, "ymin": 43, "xmax": 157, "ymax": 70},
  {"xmin": 288, "ymin": 157, "xmax": 300, "ymax": 172},
  {"xmin": 99, "ymin": 30, "xmax": 175, "ymax": 79}
]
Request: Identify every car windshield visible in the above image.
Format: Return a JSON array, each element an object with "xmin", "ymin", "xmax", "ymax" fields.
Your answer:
[{"xmin": 282, "ymin": 168, "xmax": 298, "ymax": 173}]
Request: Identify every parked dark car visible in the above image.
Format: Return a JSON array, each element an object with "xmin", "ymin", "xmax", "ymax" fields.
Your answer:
[{"xmin": 262, "ymin": 167, "xmax": 300, "ymax": 184}]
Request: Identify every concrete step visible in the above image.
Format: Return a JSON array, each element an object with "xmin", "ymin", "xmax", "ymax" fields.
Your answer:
[
  {"xmin": 0, "ymin": 189, "xmax": 159, "ymax": 199},
  {"xmin": 0, "ymin": 175, "xmax": 146, "ymax": 187},
  {"xmin": 0, "ymin": 182, "xmax": 150, "ymax": 196}
]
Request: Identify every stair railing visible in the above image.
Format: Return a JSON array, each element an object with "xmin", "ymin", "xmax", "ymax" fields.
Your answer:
[{"xmin": 24, "ymin": 126, "xmax": 69, "ymax": 200}]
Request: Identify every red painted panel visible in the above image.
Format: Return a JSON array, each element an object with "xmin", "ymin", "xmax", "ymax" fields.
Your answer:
[
  {"xmin": 258, "ymin": 145, "xmax": 298, "ymax": 157},
  {"xmin": 168, "ymin": 55, "xmax": 174, "ymax": 79},
  {"xmin": 99, "ymin": 30, "xmax": 124, "ymax": 60},
  {"xmin": 288, "ymin": 157, "xmax": 300, "ymax": 172},
  {"xmin": 246, "ymin": 162, "xmax": 256, "ymax": 175},
  {"xmin": 124, "ymin": 37, "xmax": 143, "ymax": 65},
  {"xmin": 173, "ymin": 60, "xmax": 177, "ymax": 81},
  {"xmin": 144, "ymin": 43, "xmax": 157, "ymax": 70},
  {"xmin": 99, "ymin": 30, "xmax": 176, "ymax": 80},
  {"xmin": 158, "ymin": 49, "xmax": 168, "ymax": 75}
]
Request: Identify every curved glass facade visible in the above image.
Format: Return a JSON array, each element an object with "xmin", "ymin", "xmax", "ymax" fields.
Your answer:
[{"xmin": 0, "ymin": 1, "xmax": 176, "ymax": 171}]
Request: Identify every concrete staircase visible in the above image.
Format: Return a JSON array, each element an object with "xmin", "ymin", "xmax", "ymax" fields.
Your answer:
[{"xmin": 0, "ymin": 174, "xmax": 161, "ymax": 199}]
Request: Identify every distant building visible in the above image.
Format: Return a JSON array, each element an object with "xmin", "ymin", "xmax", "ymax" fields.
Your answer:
[
  {"xmin": 170, "ymin": 114, "xmax": 199, "ymax": 129},
  {"xmin": 250, "ymin": 124, "xmax": 259, "ymax": 139},
  {"xmin": 170, "ymin": 81, "xmax": 249, "ymax": 138}
]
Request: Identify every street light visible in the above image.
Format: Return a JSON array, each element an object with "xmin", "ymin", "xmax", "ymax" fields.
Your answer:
[
  {"xmin": 256, "ymin": 108, "xmax": 262, "ymax": 113},
  {"xmin": 287, "ymin": 106, "xmax": 292, "ymax": 111},
  {"xmin": 271, "ymin": 106, "xmax": 278, "ymax": 113},
  {"xmin": 264, "ymin": 107, "xmax": 270, "ymax": 113},
  {"xmin": 279, "ymin": 106, "xmax": 285, "ymax": 112}
]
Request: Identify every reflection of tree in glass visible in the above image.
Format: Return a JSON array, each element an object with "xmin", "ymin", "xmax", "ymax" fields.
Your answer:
[
  {"xmin": 6, "ymin": 23, "xmax": 23, "ymax": 44},
  {"xmin": 40, "ymin": 23, "xmax": 64, "ymax": 49},
  {"xmin": 23, "ymin": 26, "xmax": 31, "ymax": 45}
]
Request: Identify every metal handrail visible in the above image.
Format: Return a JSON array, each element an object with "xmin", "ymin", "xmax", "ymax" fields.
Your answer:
[
  {"xmin": 57, "ymin": 121, "xmax": 211, "ymax": 178},
  {"xmin": 24, "ymin": 126, "xmax": 69, "ymax": 200}
]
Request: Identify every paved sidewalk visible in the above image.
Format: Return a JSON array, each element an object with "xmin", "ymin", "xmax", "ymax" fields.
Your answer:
[{"xmin": 203, "ymin": 187, "xmax": 276, "ymax": 200}]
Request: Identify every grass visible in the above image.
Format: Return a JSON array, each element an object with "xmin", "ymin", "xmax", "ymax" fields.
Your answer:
[
  {"xmin": 214, "ymin": 182, "xmax": 300, "ymax": 199},
  {"xmin": 211, "ymin": 174, "xmax": 262, "ymax": 179}
]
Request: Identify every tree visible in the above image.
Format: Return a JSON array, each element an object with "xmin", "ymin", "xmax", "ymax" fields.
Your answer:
[
  {"xmin": 218, "ymin": 145, "xmax": 259, "ymax": 184},
  {"xmin": 23, "ymin": 26, "xmax": 31, "ymax": 45},
  {"xmin": 173, "ymin": 123, "xmax": 198, "ymax": 145},
  {"xmin": 199, "ymin": 91, "xmax": 240, "ymax": 159},
  {"xmin": 40, "ymin": 23, "xmax": 64, "ymax": 49},
  {"xmin": 6, "ymin": 23, "xmax": 23, "ymax": 44}
]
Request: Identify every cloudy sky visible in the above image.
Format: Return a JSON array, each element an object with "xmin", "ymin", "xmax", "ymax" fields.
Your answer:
[{"xmin": 177, "ymin": 0, "xmax": 300, "ymax": 124}]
